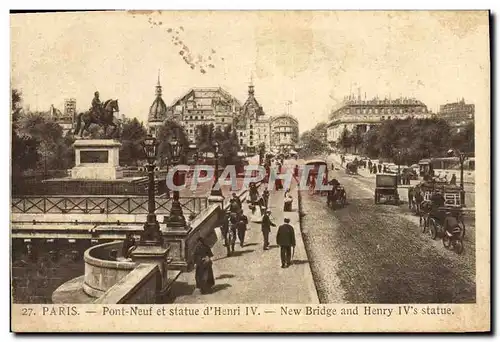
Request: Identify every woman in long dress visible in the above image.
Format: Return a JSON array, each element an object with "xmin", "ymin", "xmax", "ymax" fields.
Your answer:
[{"xmin": 194, "ymin": 237, "xmax": 215, "ymax": 294}]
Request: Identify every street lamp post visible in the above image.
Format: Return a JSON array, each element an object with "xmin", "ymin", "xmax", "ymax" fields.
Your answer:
[
  {"xmin": 448, "ymin": 149, "xmax": 467, "ymax": 207},
  {"xmin": 140, "ymin": 135, "xmax": 162, "ymax": 245},
  {"xmin": 397, "ymin": 151, "xmax": 402, "ymax": 185},
  {"xmin": 210, "ymin": 141, "xmax": 223, "ymax": 197},
  {"xmin": 166, "ymin": 138, "xmax": 187, "ymax": 228}
]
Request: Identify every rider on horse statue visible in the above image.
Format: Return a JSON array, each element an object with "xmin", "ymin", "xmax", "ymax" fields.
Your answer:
[{"xmin": 91, "ymin": 91, "xmax": 103, "ymax": 122}]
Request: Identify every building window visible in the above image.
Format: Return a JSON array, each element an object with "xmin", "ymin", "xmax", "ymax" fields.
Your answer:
[
  {"xmin": 222, "ymin": 118, "xmax": 225, "ymax": 122},
  {"xmin": 381, "ymin": 116, "xmax": 385, "ymax": 120},
  {"xmin": 388, "ymin": 116, "xmax": 391, "ymax": 120},
  {"xmin": 240, "ymin": 132, "xmax": 243, "ymax": 136},
  {"xmin": 240, "ymin": 139, "xmax": 243, "ymax": 145}
]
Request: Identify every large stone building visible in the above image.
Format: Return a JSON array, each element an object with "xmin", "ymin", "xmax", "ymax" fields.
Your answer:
[
  {"xmin": 235, "ymin": 83, "xmax": 271, "ymax": 153},
  {"xmin": 169, "ymin": 87, "xmax": 241, "ymax": 142},
  {"xmin": 270, "ymin": 114, "xmax": 299, "ymax": 153},
  {"xmin": 147, "ymin": 73, "xmax": 242, "ymax": 142},
  {"xmin": 438, "ymin": 98, "xmax": 474, "ymax": 132},
  {"xmin": 327, "ymin": 95, "xmax": 432, "ymax": 144}
]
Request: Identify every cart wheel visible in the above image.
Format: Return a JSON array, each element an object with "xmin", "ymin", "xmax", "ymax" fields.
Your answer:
[
  {"xmin": 454, "ymin": 239, "xmax": 464, "ymax": 255},
  {"xmin": 429, "ymin": 220, "xmax": 437, "ymax": 240}
]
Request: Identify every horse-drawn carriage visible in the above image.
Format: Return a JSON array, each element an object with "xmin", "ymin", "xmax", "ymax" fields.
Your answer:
[
  {"xmin": 345, "ymin": 161, "xmax": 358, "ymax": 175},
  {"xmin": 305, "ymin": 159, "xmax": 329, "ymax": 195},
  {"xmin": 416, "ymin": 181, "xmax": 466, "ymax": 254},
  {"xmin": 326, "ymin": 183, "xmax": 347, "ymax": 208},
  {"xmin": 374, "ymin": 174, "xmax": 400, "ymax": 205}
]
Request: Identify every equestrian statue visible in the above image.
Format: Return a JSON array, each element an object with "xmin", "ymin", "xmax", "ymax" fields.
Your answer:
[{"xmin": 74, "ymin": 91, "xmax": 120, "ymax": 138}]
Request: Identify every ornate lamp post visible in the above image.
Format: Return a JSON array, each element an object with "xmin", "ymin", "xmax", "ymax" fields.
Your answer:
[
  {"xmin": 397, "ymin": 150, "xmax": 402, "ymax": 185},
  {"xmin": 210, "ymin": 141, "xmax": 223, "ymax": 197},
  {"xmin": 447, "ymin": 148, "xmax": 467, "ymax": 207},
  {"xmin": 140, "ymin": 135, "xmax": 162, "ymax": 245},
  {"xmin": 166, "ymin": 138, "xmax": 187, "ymax": 228}
]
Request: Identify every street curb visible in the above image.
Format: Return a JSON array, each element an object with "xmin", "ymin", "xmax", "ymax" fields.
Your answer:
[{"xmin": 296, "ymin": 185, "xmax": 321, "ymax": 304}]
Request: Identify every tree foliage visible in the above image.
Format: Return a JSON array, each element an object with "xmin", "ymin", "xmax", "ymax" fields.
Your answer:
[
  {"xmin": 156, "ymin": 119, "xmax": 190, "ymax": 166},
  {"xmin": 299, "ymin": 122, "xmax": 329, "ymax": 157},
  {"xmin": 358, "ymin": 117, "xmax": 473, "ymax": 165},
  {"xmin": 119, "ymin": 117, "xmax": 148, "ymax": 166}
]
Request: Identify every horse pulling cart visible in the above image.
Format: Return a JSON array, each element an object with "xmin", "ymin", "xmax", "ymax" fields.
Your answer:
[{"xmin": 417, "ymin": 181, "xmax": 466, "ymax": 254}]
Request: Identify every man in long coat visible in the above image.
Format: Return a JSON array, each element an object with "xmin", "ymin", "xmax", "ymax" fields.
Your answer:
[
  {"xmin": 261, "ymin": 210, "xmax": 276, "ymax": 250},
  {"xmin": 277, "ymin": 218, "xmax": 296, "ymax": 268},
  {"xmin": 193, "ymin": 237, "xmax": 215, "ymax": 294}
]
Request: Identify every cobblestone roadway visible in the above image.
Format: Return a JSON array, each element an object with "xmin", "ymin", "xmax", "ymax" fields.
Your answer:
[{"xmin": 300, "ymin": 161, "xmax": 476, "ymax": 304}]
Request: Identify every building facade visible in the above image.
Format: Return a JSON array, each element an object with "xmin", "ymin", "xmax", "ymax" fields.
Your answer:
[
  {"xmin": 235, "ymin": 84, "xmax": 271, "ymax": 153},
  {"xmin": 270, "ymin": 114, "xmax": 299, "ymax": 153},
  {"xmin": 327, "ymin": 95, "xmax": 432, "ymax": 144},
  {"xmin": 438, "ymin": 98, "xmax": 474, "ymax": 132},
  {"xmin": 170, "ymin": 87, "xmax": 241, "ymax": 142}
]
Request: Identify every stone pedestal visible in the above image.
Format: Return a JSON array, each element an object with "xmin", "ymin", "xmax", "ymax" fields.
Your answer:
[
  {"xmin": 71, "ymin": 139, "xmax": 123, "ymax": 180},
  {"xmin": 131, "ymin": 245, "xmax": 171, "ymax": 294}
]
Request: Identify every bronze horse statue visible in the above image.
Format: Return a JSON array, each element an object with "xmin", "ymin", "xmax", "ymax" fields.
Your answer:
[{"xmin": 74, "ymin": 99, "xmax": 120, "ymax": 138}]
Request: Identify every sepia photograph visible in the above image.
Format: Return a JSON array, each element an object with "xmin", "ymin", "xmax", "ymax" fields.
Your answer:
[{"xmin": 9, "ymin": 9, "xmax": 490, "ymax": 332}]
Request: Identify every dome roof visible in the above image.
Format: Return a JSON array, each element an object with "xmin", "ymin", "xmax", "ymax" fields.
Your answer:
[
  {"xmin": 148, "ymin": 72, "xmax": 168, "ymax": 122},
  {"xmin": 148, "ymin": 97, "xmax": 168, "ymax": 122}
]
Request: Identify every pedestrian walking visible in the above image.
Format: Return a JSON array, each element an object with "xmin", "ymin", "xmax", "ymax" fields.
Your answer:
[
  {"xmin": 284, "ymin": 190, "xmax": 293, "ymax": 212},
  {"xmin": 261, "ymin": 210, "xmax": 276, "ymax": 250},
  {"xmin": 450, "ymin": 173, "xmax": 457, "ymax": 185},
  {"xmin": 231, "ymin": 193, "xmax": 242, "ymax": 211},
  {"xmin": 193, "ymin": 237, "xmax": 215, "ymax": 294},
  {"xmin": 237, "ymin": 211, "xmax": 248, "ymax": 247},
  {"xmin": 228, "ymin": 213, "xmax": 238, "ymax": 255},
  {"xmin": 220, "ymin": 213, "xmax": 229, "ymax": 247},
  {"xmin": 276, "ymin": 218, "xmax": 296, "ymax": 268},
  {"xmin": 377, "ymin": 164, "xmax": 382, "ymax": 173},
  {"xmin": 263, "ymin": 188, "xmax": 270, "ymax": 209}
]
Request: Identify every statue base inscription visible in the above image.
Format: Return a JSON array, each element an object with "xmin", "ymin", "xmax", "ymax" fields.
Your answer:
[{"xmin": 71, "ymin": 139, "xmax": 123, "ymax": 180}]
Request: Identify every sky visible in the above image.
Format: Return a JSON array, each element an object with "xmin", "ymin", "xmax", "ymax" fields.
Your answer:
[{"xmin": 10, "ymin": 10, "xmax": 490, "ymax": 133}]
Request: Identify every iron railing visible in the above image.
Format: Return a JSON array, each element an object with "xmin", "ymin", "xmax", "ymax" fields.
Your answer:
[{"xmin": 11, "ymin": 195, "xmax": 209, "ymax": 216}]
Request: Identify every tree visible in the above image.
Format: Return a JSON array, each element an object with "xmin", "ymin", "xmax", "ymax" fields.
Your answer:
[
  {"xmin": 156, "ymin": 119, "xmax": 190, "ymax": 166},
  {"xmin": 351, "ymin": 127, "xmax": 364, "ymax": 154},
  {"xmin": 450, "ymin": 121, "xmax": 474, "ymax": 154},
  {"xmin": 338, "ymin": 127, "xmax": 352, "ymax": 153},
  {"xmin": 12, "ymin": 89, "xmax": 39, "ymax": 173},
  {"xmin": 119, "ymin": 118, "xmax": 148, "ymax": 166},
  {"xmin": 299, "ymin": 130, "xmax": 328, "ymax": 158}
]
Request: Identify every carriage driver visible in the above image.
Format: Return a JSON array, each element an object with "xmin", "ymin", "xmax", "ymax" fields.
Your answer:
[
  {"xmin": 429, "ymin": 188, "xmax": 446, "ymax": 225},
  {"xmin": 91, "ymin": 91, "xmax": 103, "ymax": 121}
]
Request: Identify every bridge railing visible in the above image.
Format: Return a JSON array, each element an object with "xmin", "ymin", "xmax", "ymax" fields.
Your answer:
[{"xmin": 11, "ymin": 195, "xmax": 209, "ymax": 216}]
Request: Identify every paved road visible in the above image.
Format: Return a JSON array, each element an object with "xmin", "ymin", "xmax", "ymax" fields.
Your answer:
[
  {"xmin": 166, "ymin": 178, "xmax": 318, "ymax": 304},
  {"xmin": 300, "ymin": 161, "xmax": 476, "ymax": 304}
]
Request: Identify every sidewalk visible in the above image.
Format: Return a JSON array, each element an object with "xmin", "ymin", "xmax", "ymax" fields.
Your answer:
[{"xmin": 167, "ymin": 178, "xmax": 319, "ymax": 304}]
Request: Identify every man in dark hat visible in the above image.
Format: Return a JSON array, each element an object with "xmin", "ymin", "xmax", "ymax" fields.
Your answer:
[
  {"xmin": 261, "ymin": 209, "xmax": 276, "ymax": 250},
  {"xmin": 276, "ymin": 218, "xmax": 296, "ymax": 268}
]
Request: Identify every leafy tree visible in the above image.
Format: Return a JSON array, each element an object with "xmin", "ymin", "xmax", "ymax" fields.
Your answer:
[
  {"xmin": 119, "ymin": 118, "xmax": 148, "ymax": 166},
  {"xmin": 156, "ymin": 119, "xmax": 190, "ymax": 166},
  {"xmin": 299, "ymin": 130, "xmax": 328, "ymax": 157},
  {"xmin": 12, "ymin": 89, "xmax": 39, "ymax": 173},
  {"xmin": 351, "ymin": 127, "xmax": 364, "ymax": 154},
  {"xmin": 338, "ymin": 127, "xmax": 352, "ymax": 152},
  {"xmin": 450, "ymin": 121, "xmax": 474, "ymax": 154}
]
